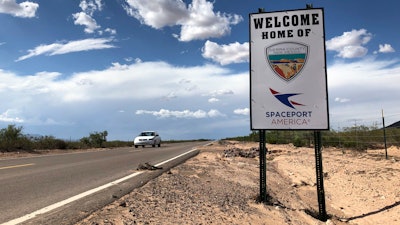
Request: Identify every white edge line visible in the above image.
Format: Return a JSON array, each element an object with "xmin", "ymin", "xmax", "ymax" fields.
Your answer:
[
  {"xmin": 1, "ymin": 148, "xmax": 199, "ymax": 225},
  {"xmin": 154, "ymin": 148, "xmax": 198, "ymax": 167}
]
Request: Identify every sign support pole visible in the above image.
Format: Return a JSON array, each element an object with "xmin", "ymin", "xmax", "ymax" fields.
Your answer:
[
  {"xmin": 382, "ymin": 110, "xmax": 388, "ymax": 160},
  {"xmin": 259, "ymin": 129, "xmax": 267, "ymax": 203},
  {"xmin": 314, "ymin": 131, "xmax": 327, "ymax": 221}
]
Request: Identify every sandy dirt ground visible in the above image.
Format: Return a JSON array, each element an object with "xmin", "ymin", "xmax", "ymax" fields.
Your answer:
[
  {"xmin": 73, "ymin": 141, "xmax": 400, "ymax": 225},
  {"xmin": 4, "ymin": 141, "xmax": 399, "ymax": 225}
]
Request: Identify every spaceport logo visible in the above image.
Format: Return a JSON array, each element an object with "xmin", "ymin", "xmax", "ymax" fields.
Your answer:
[{"xmin": 269, "ymin": 88, "xmax": 304, "ymax": 109}]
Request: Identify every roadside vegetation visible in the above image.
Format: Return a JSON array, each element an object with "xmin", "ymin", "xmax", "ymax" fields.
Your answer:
[
  {"xmin": 226, "ymin": 125, "xmax": 400, "ymax": 150},
  {"xmin": 0, "ymin": 125, "xmax": 132, "ymax": 152},
  {"xmin": 0, "ymin": 124, "xmax": 213, "ymax": 152},
  {"xmin": 1, "ymin": 124, "xmax": 399, "ymax": 152}
]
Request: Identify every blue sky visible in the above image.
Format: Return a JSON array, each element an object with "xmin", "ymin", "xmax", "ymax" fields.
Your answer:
[{"xmin": 0, "ymin": 0, "xmax": 399, "ymax": 141}]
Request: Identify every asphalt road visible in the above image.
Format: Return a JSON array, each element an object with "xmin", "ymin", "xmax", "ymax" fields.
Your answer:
[{"xmin": 0, "ymin": 141, "xmax": 208, "ymax": 225}]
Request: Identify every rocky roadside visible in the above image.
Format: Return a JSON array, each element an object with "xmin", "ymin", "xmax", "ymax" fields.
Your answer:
[{"xmin": 75, "ymin": 141, "xmax": 347, "ymax": 225}]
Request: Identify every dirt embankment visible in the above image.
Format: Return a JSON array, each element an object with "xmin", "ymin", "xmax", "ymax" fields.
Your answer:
[{"xmin": 12, "ymin": 141, "xmax": 398, "ymax": 225}]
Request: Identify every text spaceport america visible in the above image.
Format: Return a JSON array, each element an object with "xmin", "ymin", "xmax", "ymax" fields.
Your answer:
[{"xmin": 266, "ymin": 111, "xmax": 312, "ymax": 126}]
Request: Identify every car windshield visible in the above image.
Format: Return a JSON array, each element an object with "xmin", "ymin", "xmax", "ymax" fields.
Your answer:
[{"xmin": 140, "ymin": 132, "xmax": 155, "ymax": 136}]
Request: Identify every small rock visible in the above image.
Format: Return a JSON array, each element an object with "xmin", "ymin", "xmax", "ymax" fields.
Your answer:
[{"xmin": 119, "ymin": 201, "xmax": 127, "ymax": 207}]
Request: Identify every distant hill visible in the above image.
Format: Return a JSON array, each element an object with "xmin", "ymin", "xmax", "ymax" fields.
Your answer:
[{"xmin": 386, "ymin": 121, "xmax": 400, "ymax": 128}]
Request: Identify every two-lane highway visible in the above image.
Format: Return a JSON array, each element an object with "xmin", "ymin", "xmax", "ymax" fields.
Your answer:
[{"xmin": 0, "ymin": 141, "xmax": 208, "ymax": 225}]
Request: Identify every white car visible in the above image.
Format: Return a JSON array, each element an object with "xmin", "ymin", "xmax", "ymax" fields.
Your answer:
[{"xmin": 134, "ymin": 131, "xmax": 161, "ymax": 148}]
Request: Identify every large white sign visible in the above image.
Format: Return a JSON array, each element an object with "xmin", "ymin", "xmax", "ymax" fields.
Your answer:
[{"xmin": 250, "ymin": 8, "xmax": 329, "ymax": 130}]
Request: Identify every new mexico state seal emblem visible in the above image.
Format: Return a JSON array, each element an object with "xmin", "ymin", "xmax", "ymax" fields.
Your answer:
[{"xmin": 266, "ymin": 42, "xmax": 308, "ymax": 81}]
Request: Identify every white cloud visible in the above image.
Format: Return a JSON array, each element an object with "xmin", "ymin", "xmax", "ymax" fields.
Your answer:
[
  {"xmin": 73, "ymin": 0, "xmax": 116, "ymax": 34},
  {"xmin": 0, "ymin": 0, "xmax": 39, "ymax": 18},
  {"xmin": 328, "ymin": 58, "xmax": 400, "ymax": 127},
  {"xmin": 3, "ymin": 56, "xmax": 400, "ymax": 139},
  {"xmin": 123, "ymin": 0, "xmax": 242, "ymax": 42},
  {"xmin": 178, "ymin": 0, "xmax": 242, "ymax": 41},
  {"xmin": 378, "ymin": 44, "xmax": 395, "ymax": 53},
  {"xmin": 123, "ymin": 0, "xmax": 188, "ymax": 29},
  {"xmin": 104, "ymin": 28, "xmax": 117, "ymax": 35},
  {"xmin": 207, "ymin": 109, "xmax": 225, "ymax": 118},
  {"xmin": 202, "ymin": 41, "xmax": 249, "ymax": 65},
  {"xmin": 206, "ymin": 89, "xmax": 234, "ymax": 97},
  {"xmin": 0, "ymin": 109, "xmax": 24, "ymax": 123},
  {"xmin": 233, "ymin": 108, "xmax": 249, "ymax": 116},
  {"xmin": 326, "ymin": 29, "xmax": 372, "ymax": 58},
  {"xmin": 0, "ymin": 61, "xmax": 248, "ymax": 139},
  {"xmin": 16, "ymin": 38, "xmax": 116, "ymax": 61},
  {"xmin": 73, "ymin": 12, "xmax": 100, "ymax": 33},
  {"xmin": 208, "ymin": 97, "xmax": 219, "ymax": 103},
  {"xmin": 135, "ymin": 109, "xmax": 224, "ymax": 119},
  {"xmin": 79, "ymin": 0, "xmax": 103, "ymax": 15},
  {"xmin": 334, "ymin": 97, "xmax": 350, "ymax": 103}
]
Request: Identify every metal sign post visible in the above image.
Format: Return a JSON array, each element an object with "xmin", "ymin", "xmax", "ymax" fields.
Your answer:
[
  {"xmin": 382, "ymin": 110, "xmax": 388, "ymax": 159},
  {"xmin": 259, "ymin": 129, "xmax": 267, "ymax": 203},
  {"xmin": 314, "ymin": 131, "xmax": 327, "ymax": 220}
]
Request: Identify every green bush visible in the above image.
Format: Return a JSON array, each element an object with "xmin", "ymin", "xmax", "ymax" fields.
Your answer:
[
  {"xmin": 0, "ymin": 125, "xmax": 31, "ymax": 151},
  {"xmin": 34, "ymin": 136, "xmax": 67, "ymax": 150},
  {"xmin": 80, "ymin": 131, "xmax": 108, "ymax": 148},
  {"xmin": 293, "ymin": 135, "xmax": 305, "ymax": 147},
  {"xmin": 226, "ymin": 125, "xmax": 400, "ymax": 150}
]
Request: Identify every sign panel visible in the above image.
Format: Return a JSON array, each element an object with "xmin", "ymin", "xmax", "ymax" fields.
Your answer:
[{"xmin": 250, "ymin": 8, "xmax": 329, "ymax": 130}]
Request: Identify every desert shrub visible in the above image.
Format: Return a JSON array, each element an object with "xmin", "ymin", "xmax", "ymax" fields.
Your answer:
[
  {"xmin": 0, "ymin": 125, "xmax": 32, "ymax": 151},
  {"xmin": 80, "ymin": 131, "xmax": 108, "ymax": 148},
  {"xmin": 227, "ymin": 125, "xmax": 400, "ymax": 150},
  {"xmin": 34, "ymin": 136, "xmax": 67, "ymax": 150},
  {"xmin": 293, "ymin": 135, "xmax": 306, "ymax": 147}
]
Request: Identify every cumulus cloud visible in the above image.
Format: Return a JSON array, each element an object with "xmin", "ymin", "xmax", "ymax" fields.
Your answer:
[
  {"xmin": 328, "ymin": 58, "xmax": 400, "ymax": 126},
  {"xmin": 73, "ymin": 11, "xmax": 100, "ymax": 33},
  {"xmin": 208, "ymin": 97, "xmax": 219, "ymax": 103},
  {"xmin": 334, "ymin": 97, "xmax": 350, "ymax": 103},
  {"xmin": 0, "ymin": 61, "xmax": 248, "ymax": 140},
  {"xmin": 2, "ymin": 56, "xmax": 400, "ymax": 139},
  {"xmin": 16, "ymin": 38, "xmax": 116, "ymax": 61},
  {"xmin": 326, "ymin": 29, "xmax": 372, "ymax": 58},
  {"xmin": 0, "ymin": 0, "xmax": 38, "ymax": 18},
  {"xmin": 123, "ymin": 0, "xmax": 242, "ymax": 41},
  {"xmin": 0, "ymin": 109, "xmax": 24, "ymax": 123},
  {"xmin": 104, "ymin": 28, "xmax": 117, "ymax": 35},
  {"xmin": 206, "ymin": 89, "xmax": 234, "ymax": 97},
  {"xmin": 79, "ymin": 0, "xmax": 103, "ymax": 15},
  {"xmin": 123, "ymin": 0, "xmax": 188, "ymax": 28},
  {"xmin": 378, "ymin": 44, "xmax": 395, "ymax": 53},
  {"xmin": 135, "ymin": 109, "xmax": 224, "ymax": 119},
  {"xmin": 233, "ymin": 108, "xmax": 249, "ymax": 116},
  {"xmin": 73, "ymin": 0, "xmax": 116, "ymax": 35},
  {"xmin": 202, "ymin": 41, "xmax": 249, "ymax": 65},
  {"xmin": 178, "ymin": 0, "xmax": 242, "ymax": 41}
]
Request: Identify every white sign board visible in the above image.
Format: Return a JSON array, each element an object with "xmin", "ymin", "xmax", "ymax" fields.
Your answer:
[{"xmin": 250, "ymin": 8, "xmax": 329, "ymax": 130}]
